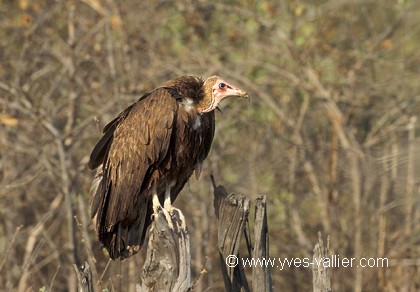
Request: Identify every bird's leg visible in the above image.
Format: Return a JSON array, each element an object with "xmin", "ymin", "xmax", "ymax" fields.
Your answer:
[
  {"xmin": 152, "ymin": 191, "xmax": 161, "ymax": 215},
  {"xmin": 164, "ymin": 185, "xmax": 173, "ymax": 211},
  {"xmin": 164, "ymin": 185, "xmax": 186, "ymax": 230},
  {"xmin": 151, "ymin": 190, "xmax": 174, "ymax": 229}
]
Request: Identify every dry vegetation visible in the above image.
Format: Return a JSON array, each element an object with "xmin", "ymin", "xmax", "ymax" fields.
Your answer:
[{"xmin": 1, "ymin": 0, "xmax": 419, "ymax": 291}]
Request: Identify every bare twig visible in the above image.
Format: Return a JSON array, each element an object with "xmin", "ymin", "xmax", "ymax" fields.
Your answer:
[
  {"xmin": 0, "ymin": 225, "xmax": 23, "ymax": 273},
  {"xmin": 48, "ymin": 265, "xmax": 61, "ymax": 292}
]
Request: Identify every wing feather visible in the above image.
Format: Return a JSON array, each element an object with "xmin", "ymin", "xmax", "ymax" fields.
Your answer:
[
  {"xmin": 91, "ymin": 87, "xmax": 178, "ymax": 234},
  {"xmin": 195, "ymin": 111, "xmax": 215, "ymax": 179},
  {"xmin": 88, "ymin": 92, "xmax": 154, "ymax": 170},
  {"xmin": 89, "ymin": 102, "xmax": 138, "ymax": 170}
]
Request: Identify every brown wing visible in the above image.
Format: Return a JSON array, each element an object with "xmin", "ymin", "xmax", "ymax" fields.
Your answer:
[
  {"xmin": 89, "ymin": 94, "xmax": 147, "ymax": 170},
  {"xmin": 89, "ymin": 88, "xmax": 178, "ymax": 259}
]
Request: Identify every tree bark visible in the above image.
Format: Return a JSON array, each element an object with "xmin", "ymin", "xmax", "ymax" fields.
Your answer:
[{"xmin": 139, "ymin": 208, "xmax": 191, "ymax": 292}]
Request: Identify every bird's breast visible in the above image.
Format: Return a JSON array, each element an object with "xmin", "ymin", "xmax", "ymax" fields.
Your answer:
[{"xmin": 193, "ymin": 115, "xmax": 202, "ymax": 131}]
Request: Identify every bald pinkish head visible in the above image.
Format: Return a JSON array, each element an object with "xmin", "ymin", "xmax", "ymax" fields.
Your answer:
[{"xmin": 198, "ymin": 76, "xmax": 249, "ymax": 113}]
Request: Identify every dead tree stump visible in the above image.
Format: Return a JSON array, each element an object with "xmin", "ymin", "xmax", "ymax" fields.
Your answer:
[
  {"xmin": 312, "ymin": 232, "xmax": 331, "ymax": 292},
  {"xmin": 252, "ymin": 196, "xmax": 273, "ymax": 291},
  {"xmin": 77, "ymin": 179, "xmax": 332, "ymax": 291},
  {"xmin": 139, "ymin": 208, "xmax": 191, "ymax": 292},
  {"xmin": 212, "ymin": 179, "xmax": 251, "ymax": 292},
  {"xmin": 73, "ymin": 261, "xmax": 94, "ymax": 292},
  {"xmin": 212, "ymin": 176, "xmax": 273, "ymax": 292}
]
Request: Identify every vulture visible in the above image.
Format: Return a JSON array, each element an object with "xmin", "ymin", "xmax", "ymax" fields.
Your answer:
[{"xmin": 88, "ymin": 75, "xmax": 249, "ymax": 260}]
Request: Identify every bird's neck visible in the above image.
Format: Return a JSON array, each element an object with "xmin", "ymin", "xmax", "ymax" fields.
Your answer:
[
  {"xmin": 194, "ymin": 82, "xmax": 214, "ymax": 113},
  {"xmin": 195, "ymin": 98, "xmax": 214, "ymax": 113}
]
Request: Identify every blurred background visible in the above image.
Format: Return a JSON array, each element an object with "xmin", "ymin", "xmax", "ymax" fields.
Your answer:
[{"xmin": 1, "ymin": 0, "xmax": 419, "ymax": 291}]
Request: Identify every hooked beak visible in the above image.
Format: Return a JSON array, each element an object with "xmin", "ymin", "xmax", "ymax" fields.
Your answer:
[{"xmin": 226, "ymin": 87, "xmax": 250, "ymax": 100}]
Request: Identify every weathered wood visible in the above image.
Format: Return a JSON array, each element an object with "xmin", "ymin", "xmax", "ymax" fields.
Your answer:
[
  {"xmin": 73, "ymin": 261, "xmax": 94, "ymax": 292},
  {"xmin": 312, "ymin": 232, "xmax": 331, "ymax": 292},
  {"xmin": 139, "ymin": 208, "xmax": 191, "ymax": 292},
  {"xmin": 212, "ymin": 176, "xmax": 251, "ymax": 292},
  {"xmin": 252, "ymin": 195, "xmax": 272, "ymax": 292}
]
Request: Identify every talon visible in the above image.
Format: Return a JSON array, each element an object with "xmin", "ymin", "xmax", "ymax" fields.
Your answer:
[
  {"xmin": 162, "ymin": 208, "xmax": 174, "ymax": 230},
  {"xmin": 152, "ymin": 191, "xmax": 162, "ymax": 215}
]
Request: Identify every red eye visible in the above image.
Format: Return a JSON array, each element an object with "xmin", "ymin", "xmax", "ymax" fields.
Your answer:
[{"xmin": 218, "ymin": 83, "xmax": 227, "ymax": 90}]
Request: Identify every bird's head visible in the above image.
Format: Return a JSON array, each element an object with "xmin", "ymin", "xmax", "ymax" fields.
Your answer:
[{"xmin": 199, "ymin": 75, "xmax": 249, "ymax": 113}]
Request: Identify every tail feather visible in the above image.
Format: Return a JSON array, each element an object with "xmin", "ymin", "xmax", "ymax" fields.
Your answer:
[
  {"xmin": 96, "ymin": 199, "xmax": 152, "ymax": 260},
  {"xmin": 90, "ymin": 166, "xmax": 152, "ymax": 260}
]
